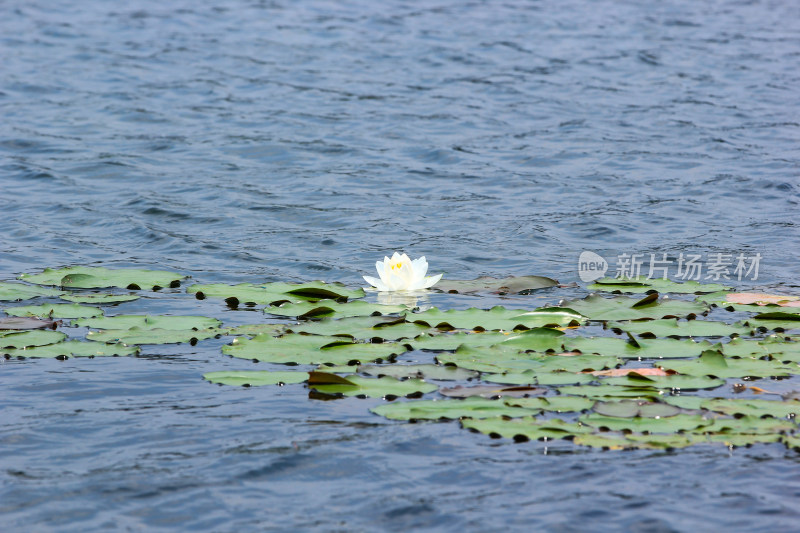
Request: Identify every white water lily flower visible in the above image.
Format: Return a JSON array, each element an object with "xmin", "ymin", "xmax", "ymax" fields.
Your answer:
[{"xmin": 363, "ymin": 252, "xmax": 443, "ymax": 292}]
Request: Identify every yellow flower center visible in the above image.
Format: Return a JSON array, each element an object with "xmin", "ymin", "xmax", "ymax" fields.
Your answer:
[{"xmin": 390, "ymin": 262, "xmax": 404, "ymax": 270}]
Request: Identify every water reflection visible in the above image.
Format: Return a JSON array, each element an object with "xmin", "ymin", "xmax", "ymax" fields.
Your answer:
[{"xmin": 376, "ymin": 289, "xmax": 433, "ymax": 311}]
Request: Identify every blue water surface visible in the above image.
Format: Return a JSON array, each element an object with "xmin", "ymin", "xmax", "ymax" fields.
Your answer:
[{"xmin": 2, "ymin": 0, "xmax": 800, "ymax": 531}]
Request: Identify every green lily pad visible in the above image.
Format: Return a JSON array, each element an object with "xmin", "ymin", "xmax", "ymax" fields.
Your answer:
[
  {"xmin": 664, "ymin": 350, "xmax": 797, "ymax": 379},
  {"xmin": 574, "ymin": 433, "xmax": 698, "ymax": 450},
  {"xmin": 564, "ymin": 336, "xmax": 711, "ymax": 359},
  {"xmin": 266, "ymin": 299, "xmax": 406, "ymax": 319},
  {"xmin": 20, "ymin": 266, "xmax": 185, "ymax": 290},
  {"xmin": 370, "ymin": 397, "xmax": 540, "ymax": 420},
  {"xmin": 716, "ymin": 336, "xmax": 800, "ymax": 359},
  {"xmin": 561, "ymin": 294, "xmax": 708, "ymax": 321},
  {"xmin": 434, "ymin": 275, "xmax": 559, "ymax": 295},
  {"xmin": 438, "ymin": 384, "xmax": 547, "ymax": 398},
  {"xmin": 224, "ymin": 323, "xmax": 288, "ymax": 337},
  {"xmin": 700, "ymin": 398, "xmax": 800, "ymax": 419},
  {"xmin": 3, "ymin": 340, "xmax": 139, "ymax": 358},
  {"xmin": 74, "ymin": 315, "xmax": 221, "ymax": 330},
  {"xmin": 307, "ymin": 371, "xmax": 437, "ymax": 398},
  {"xmin": 188, "ymin": 281, "xmax": 365, "ymax": 307},
  {"xmin": 357, "ymin": 364, "xmax": 479, "ymax": 381},
  {"xmin": 593, "ymin": 400, "xmax": 681, "ymax": 418},
  {"xmin": 696, "ymin": 415, "xmax": 797, "ymax": 434},
  {"xmin": 493, "ymin": 328, "xmax": 567, "ymax": 351},
  {"xmin": 407, "ymin": 331, "xmax": 515, "ymax": 351},
  {"xmin": 87, "ymin": 328, "xmax": 221, "ymax": 345},
  {"xmin": 504, "ymin": 396, "xmax": 596, "ymax": 413},
  {"xmin": 600, "ymin": 373, "xmax": 725, "ymax": 390},
  {"xmin": 203, "ymin": 370, "xmax": 309, "ymax": 387},
  {"xmin": 405, "ymin": 306, "xmax": 583, "ymax": 331},
  {"xmin": 5, "ymin": 303, "xmax": 103, "ymax": 318},
  {"xmin": 0, "ymin": 317, "xmax": 58, "ymax": 330},
  {"xmin": 0, "ymin": 329, "xmax": 66, "ymax": 348},
  {"xmin": 580, "ymin": 413, "xmax": 712, "ymax": 433},
  {"xmin": 0, "ymin": 282, "xmax": 63, "ymax": 301},
  {"xmin": 556, "ymin": 384, "xmax": 671, "ymax": 401},
  {"xmin": 462, "ymin": 416, "xmax": 591, "ymax": 441},
  {"xmin": 608, "ymin": 319, "xmax": 750, "ymax": 338},
  {"xmin": 662, "ymin": 395, "xmax": 707, "ymax": 410},
  {"xmin": 745, "ymin": 318, "xmax": 800, "ymax": 333},
  {"xmin": 782, "ymin": 435, "xmax": 800, "ymax": 450},
  {"xmin": 223, "ymin": 333, "xmax": 406, "ymax": 365},
  {"xmin": 292, "ymin": 315, "xmax": 430, "ymax": 340},
  {"xmin": 698, "ymin": 433, "xmax": 783, "ymax": 447},
  {"xmin": 60, "ymin": 293, "xmax": 140, "ymax": 304},
  {"xmin": 588, "ymin": 277, "xmax": 730, "ymax": 294},
  {"xmin": 483, "ymin": 371, "xmax": 596, "ymax": 386}
]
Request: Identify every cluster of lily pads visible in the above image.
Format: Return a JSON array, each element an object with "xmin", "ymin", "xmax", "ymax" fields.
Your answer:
[{"xmin": 3, "ymin": 266, "xmax": 800, "ymax": 451}]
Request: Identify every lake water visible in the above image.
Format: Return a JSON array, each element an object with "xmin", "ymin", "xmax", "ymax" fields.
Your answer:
[{"xmin": 2, "ymin": 0, "xmax": 799, "ymax": 531}]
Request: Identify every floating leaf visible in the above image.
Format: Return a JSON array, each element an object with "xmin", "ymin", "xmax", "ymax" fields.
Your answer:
[
  {"xmin": 700, "ymin": 398, "xmax": 800, "ymax": 419},
  {"xmin": 292, "ymin": 315, "xmax": 430, "ymax": 340},
  {"xmin": 483, "ymin": 371, "xmax": 595, "ymax": 386},
  {"xmin": 203, "ymin": 370, "xmax": 309, "ymax": 387},
  {"xmin": 87, "ymin": 328, "xmax": 221, "ymax": 345},
  {"xmin": 593, "ymin": 400, "xmax": 681, "ymax": 418},
  {"xmin": 406, "ymin": 306, "xmax": 582, "ymax": 331},
  {"xmin": 408, "ymin": 331, "xmax": 513, "ymax": 351},
  {"xmin": 600, "ymin": 373, "xmax": 725, "ymax": 391},
  {"xmin": 370, "ymin": 397, "xmax": 539, "ymax": 420},
  {"xmin": 696, "ymin": 416, "xmax": 796, "ymax": 435},
  {"xmin": 587, "ymin": 367, "xmax": 670, "ymax": 377},
  {"xmin": 565, "ymin": 336, "xmax": 711, "ymax": 359},
  {"xmin": 307, "ymin": 372, "xmax": 437, "ymax": 398},
  {"xmin": 5, "ymin": 303, "xmax": 103, "ymax": 318},
  {"xmin": 437, "ymin": 345, "xmax": 620, "ymax": 375},
  {"xmin": 224, "ymin": 323, "xmax": 287, "ymax": 337},
  {"xmin": 561, "ymin": 294, "xmax": 708, "ymax": 321},
  {"xmin": 718, "ymin": 336, "xmax": 800, "ymax": 362},
  {"xmin": 0, "ymin": 282, "xmax": 63, "ymax": 302},
  {"xmin": 664, "ymin": 349, "xmax": 797, "ymax": 379},
  {"xmin": 607, "ymin": 319, "xmax": 750, "ymax": 338},
  {"xmin": 0, "ymin": 329, "xmax": 66, "ymax": 348},
  {"xmin": 266, "ymin": 299, "xmax": 406, "ymax": 320},
  {"xmin": 74, "ymin": 314, "xmax": 221, "ymax": 330},
  {"xmin": 580, "ymin": 413, "xmax": 712, "ymax": 433},
  {"xmin": 0, "ymin": 317, "xmax": 58, "ymax": 330},
  {"xmin": 504, "ymin": 396, "xmax": 596, "ymax": 412},
  {"xmin": 358, "ymin": 364, "xmax": 479, "ymax": 381},
  {"xmin": 588, "ymin": 277, "xmax": 729, "ymax": 294},
  {"xmin": 462, "ymin": 416, "xmax": 591, "ymax": 441},
  {"xmin": 3, "ymin": 340, "xmax": 139, "ymax": 358},
  {"xmin": 724, "ymin": 293, "xmax": 800, "ymax": 306},
  {"xmin": 20, "ymin": 266, "xmax": 185, "ymax": 290},
  {"xmin": 438, "ymin": 384, "xmax": 547, "ymax": 398},
  {"xmin": 223, "ymin": 333, "xmax": 406, "ymax": 365},
  {"xmin": 574, "ymin": 433, "xmax": 698, "ymax": 450},
  {"xmin": 434, "ymin": 275, "xmax": 558, "ymax": 295},
  {"xmin": 188, "ymin": 281, "xmax": 364, "ymax": 307},
  {"xmin": 556, "ymin": 384, "xmax": 668, "ymax": 401},
  {"xmin": 60, "ymin": 293, "xmax": 140, "ymax": 304}
]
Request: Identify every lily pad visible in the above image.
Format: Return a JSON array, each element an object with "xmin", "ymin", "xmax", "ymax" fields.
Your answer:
[
  {"xmin": 579, "ymin": 413, "xmax": 712, "ymax": 433},
  {"xmin": 266, "ymin": 299, "xmax": 406, "ymax": 320},
  {"xmin": 407, "ymin": 331, "xmax": 514, "ymax": 351},
  {"xmin": 358, "ymin": 364, "xmax": 479, "ymax": 381},
  {"xmin": 370, "ymin": 397, "xmax": 540, "ymax": 421},
  {"xmin": 607, "ymin": 319, "xmax": 750, "ymax": 338},
  {"xmin": 87, "ymin": 328, "xmax": 221, "ymax": 345},
  {"xmin": 462, "ymin": 416, "xmax": 591, "ymax": 441},
  {"xmin": 438, "ymin": 384, "xmax": 547, "ymax": 398},
  {"xmin": 224, "ymin": 323, "xmax": 288, "ymax": 337},
  {"xmin": 203, "ymin": 370, "xmax": 309, "ymax": 387},
  {"xmin": 600, "ymin": 373, "xmax": 725, "ymax": 391},
  {"xmin": 0, "ymin": 317, "xmax": 58, "ymax": 330},
  {"xmin": 588, "ymin": 277, "xmax": 730, "ymax": 294},
  {"xmin": 574, "ymin": 433, "xmax": 698, "ymax": 450},
  {"xmin": 483, "ymin": 371, "xmax": 596, "ymax": 386},
  {"xmin": 564, "ymin": 336, "xmax": 711, "ymax": 359},
  {"xmin": 504, "ymin": 396, "xmax": 596, "ymax": 412},
  {"xmin": 20, "ymin": 266, "xmax": 185, "ymax": 290},
  {"xmin": 292, "ymin": 315, "xmax": 431, "ymax": 340},
  {"xmin": 717, "ymin": 336, "xmax": 800, "ymax": 362},
  {"xmin": 700, "ymin": 398, "xmax": 800, "ymax": 419},
  {"xmin": 593, "ymin": 400, "xmax": 681, "ymax": 418},
  {"xmin": 664, "ymin": 350, "xmax": 797, "ymax": 379},
  {"xmin": 556, "ymin": 384, "xmax": 670, "ymax": 401},
  {"xmin": 74, "ymin": 315, "xmax": 221, "ymax": 330},
  {"xmin": 434, "ymin": 275, "xmax": 558, "ymax": 295},
  {"xmin": 5, "ymin": 303, "xmax": 103, "ymax": 318},
  {"xmin": 307, "ymin": 371, "xmax": 437, "ymax": 398},
  {"xmin": 60, "ymin": 293, "xmax": 140, "ymax": 304},
  {"xmin": 561, "ymin": 294, "xmax": 708, "ymax": 321},
  {"xmin": 223, "ymin": 333, "xmax": 406, "ymax": 365},
  {"xmin": 0, "ymin": 329, "xmax": 66, "ymax": 348},
  {"xmin": 697, "ymin": 416, "xmax": 797, "ymax": 435},
  {"xmin": 0, "ymin": 282, "xmax": 63, "ymax": 301},
  {"xmin": 188, "ymin": 281, "xmax": 365, "ymax": 307},
  {"xmin": 723, "ymin": 293, "xmax": 800, "ymax": 306},
  {"xmin": 3, "ymin": 340, "xmax": 139, "ymax": 358},
  {"xmin": 406, "ymin": 306, "xmax": 583, "ymax": 331}
]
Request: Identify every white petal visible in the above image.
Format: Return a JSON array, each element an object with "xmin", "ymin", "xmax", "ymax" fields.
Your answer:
[
  {"xmin": 421, "ymin": 273, "xmax": 443, "ymax": 289},
  {"xmin": 411, "ymin": 257, "xmax": 428, "ymax": 281},
  {"xmin": 363, "ymin": 275, "xmax": 388, "ymax": 291}
]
